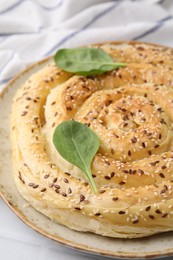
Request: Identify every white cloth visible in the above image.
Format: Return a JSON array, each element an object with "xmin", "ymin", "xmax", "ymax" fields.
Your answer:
[{"xmin": 0, "ymin": 0, "xmax": 173, "ymax": 259}]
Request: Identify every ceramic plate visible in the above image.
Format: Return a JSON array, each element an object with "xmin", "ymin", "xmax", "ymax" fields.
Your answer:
[{"xmin": 1, "ymin": 56, "xmax": 173, "ymax": 259}]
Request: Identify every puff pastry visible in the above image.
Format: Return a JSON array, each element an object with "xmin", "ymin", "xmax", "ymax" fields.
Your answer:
[{"xmin": 11, "ymin": 42, "xmax": 173, "ymax": 238}]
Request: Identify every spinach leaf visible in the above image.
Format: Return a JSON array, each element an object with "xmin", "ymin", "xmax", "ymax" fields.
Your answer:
[
  {"xmin": 54, "ymin": 47, "xmax": 126, "ymax": 76},
  {"xmin": 53, "ymin": 120, "xmax": 100, "ymax": 193}
]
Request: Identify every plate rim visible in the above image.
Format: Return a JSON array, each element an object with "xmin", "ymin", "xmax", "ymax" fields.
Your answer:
[{"xmin": 1, "ymin": 40, "xmax": 173, "ymax": 259}]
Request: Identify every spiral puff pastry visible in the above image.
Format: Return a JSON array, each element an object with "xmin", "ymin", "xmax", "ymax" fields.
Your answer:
[{"xmin": 11, "ymin": 42, "xmax": 173, "ymax": 238}]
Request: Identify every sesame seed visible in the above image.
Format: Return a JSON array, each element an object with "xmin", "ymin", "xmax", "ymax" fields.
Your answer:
[
  {"xmin": 100, "ymin": 190, "xmax": 106, "ymax": 194},
  {"xmin": 110, "ymin": 172, "xmax": 115, "ymax": 178},
  {"xmin": 160, "ymin": 118, "xmax": 166, "ymax": 124},
  {"xmin": 21, "ymin": 111, "xmax": 27, "ymax": 116},
  {"xmin": 128, "ymin": 150, "xmax": 131, "ymax": 156},
  {"xmin": 160, "ymin": 189, "xmax": 166, "ymax": 194},
  {"xmin": 105, "ymin": 161, "xmax": 110, "ymax": 166},
  {"xmin": 155, "ymin": 209, "xmax": 162, "ymax": 214},
  {"xmin": 105, "ymin": 176, "xmax": 111, "ymax": 180},
  {"xmin": 80, "ymin": 195, "xmax": 85, "ymax": 202},
  {"xmin": 28, "ymin": 183, "xmax": 34, "ymax": 187},
  {"xmin": 146, "ymin": 206, "xmax": 151, "ymax": 211},
  {"xmin": 142, "ymin": 142, "xmax": 146, "ymax": 148},
  {"xmin": 159, "ymin": 173, "xmax": 165, "ymax": 178},
  {"xmin": 54, "ymin": 184, "xmax": 60, "ymax": 189},
  {"xmin": 68, "ymin": 187, "xmax": 72, "ymax": 194},
  {"xmin": 164, "ymin": 185, "xmax": 168, "ymax": 190},
  {"xmin": 133, "ymin": 219, "xmax": 139, "ymax": 224},
  {"xmin": 53, "ymin": 177, "xmax": 57, "ymax": 183},
  {"xmin": 153, "ymin": 183, "xmax": 159, "ymax": 188},
  {"xmin": 44, "ymin": 174, "xmax": 50, "ymax": 179},
  {"xmin": 162, "ymin": 213, "xmax": 168, "ymax": 218},
  {"xmin": 64, "ymin": 172, "xmax": 70, "ymax": 176},
  {"xmin": 61, "ymin": 192, "xmax": 67, "ymax": 197},
  {"xmin": 112, "ymin": 197, "xmax": 119, "ymax": 201},
  {"xmin": 95, "ymin": 213, "xmax": 101, "ymax": 216},
  {"xmin": 131, "ymin": 137, "xmax": 137, "ymax": 143},
  {"xmin": 33, "ymin": 184, "xmax": 39, "ymax": 189},
  {"xmin": 122, "ymin": 170, "xmax": 129, "ymax": 173},
  {"xmin": 138, "ymin": 169, "xmax": 144, "ymax": 174},
  {"xmin": 149, "ymin": 215, "xmax": 155, "ymax": 220},
  {"xmin": 150, "ymin": 161, "xmax": 160, "ymax": 166},
  {"xmin": 40, "ymin": 188, "xmax": 46, "ymax": 192},
  {"xmin": 64, "ymin": 178, "xmax": 69, "ymax": 183},
  {"xmin": 129, "ymin": 169, "xmax": 133, "ymax": 174},
  {"xmin": 119, "ymin": 211, "xmax": 125, "ymax": 215},
  {"xmin": 111, "ymin": 148, "xmax": 114, "ymax": 154},
  {"xmin": 105, "ymin": 100, "xmax": 113, "ymax": 106}
]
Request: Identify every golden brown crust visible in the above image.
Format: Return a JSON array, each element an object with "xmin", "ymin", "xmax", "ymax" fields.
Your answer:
[{"xmin": 11, "ymin": 41, "xmax": 173, "ymax": 238}]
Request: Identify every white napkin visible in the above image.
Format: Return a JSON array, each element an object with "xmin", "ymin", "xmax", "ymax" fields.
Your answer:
[
  {"xmin": 1, "ymin": 0, "xmax": 173, "ymax": 92},
  {"xmin": 0, "ymin": 0, "xmax": 173, "ymax": 259}
]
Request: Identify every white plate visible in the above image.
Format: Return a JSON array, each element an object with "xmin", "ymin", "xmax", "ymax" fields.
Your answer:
[{"xmin": 1, "ymin": 56, "xmax": 173, "ymax": 259}]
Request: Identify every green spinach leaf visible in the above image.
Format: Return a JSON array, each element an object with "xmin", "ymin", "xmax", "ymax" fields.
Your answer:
[
  {"xmin": 54, "ymin": 47, "xmax": 126, "ymax": 76},
  {"xmin": 53, "ymin": 120, "xmax": 100, "ymax": 193}
]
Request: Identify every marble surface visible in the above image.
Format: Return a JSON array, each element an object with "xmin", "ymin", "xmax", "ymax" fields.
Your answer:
[{"xmin": 0, "ymin": 199, "xmax": 99, "ymax": 260}]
